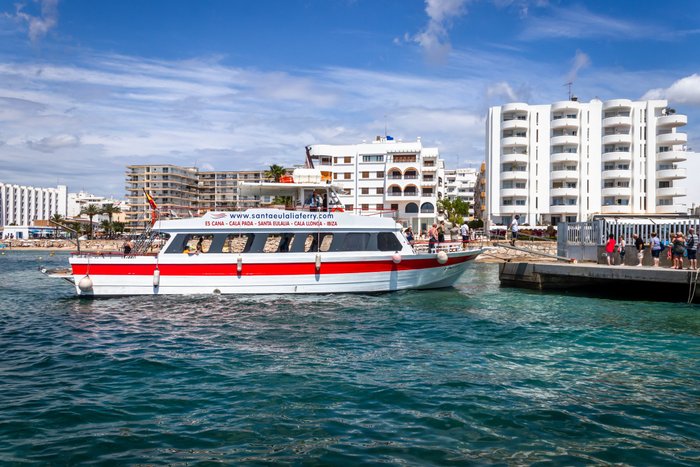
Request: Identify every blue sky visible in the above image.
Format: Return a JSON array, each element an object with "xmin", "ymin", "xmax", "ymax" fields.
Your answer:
[{"xmin": 1, "ymin": 0, "xmax": 699, "ymax": 203}]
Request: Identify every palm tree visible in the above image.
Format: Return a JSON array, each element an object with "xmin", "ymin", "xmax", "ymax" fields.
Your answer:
[
  {"xmin": 50, "ymin": 213, "xmax": 64, "ymax": 239},
  {"xmin": 100, "ymin": 220, "xmax": 112, "ymax": 238},
  {"xmin": 80, "ymin": 204, "xmax": 101, "ymax": 239},
  {"xmin": 100, "ymin": 204, "xmax": 122, "ymax": 238},
  {"xmin": 265, "ymin": 164, "xmax": 286, "ymax": 182}
]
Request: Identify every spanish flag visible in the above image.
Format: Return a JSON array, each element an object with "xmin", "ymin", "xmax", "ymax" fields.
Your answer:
[{"xmin": 143, "ymin": 189, "xmax": 157, "ymax": 210}]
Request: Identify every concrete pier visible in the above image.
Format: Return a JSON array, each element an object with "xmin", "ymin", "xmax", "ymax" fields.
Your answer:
[{"xmin": 499, "ymin": 262, "xmax": 700, "ymax": 303}]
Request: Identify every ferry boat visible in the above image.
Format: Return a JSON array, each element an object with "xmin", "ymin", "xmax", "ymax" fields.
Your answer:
[{"xmin": 49, "ymin": 171, "xmax": 485, "ymax": 296}]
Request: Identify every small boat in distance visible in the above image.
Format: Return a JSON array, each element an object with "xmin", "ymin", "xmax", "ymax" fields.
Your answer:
[{"xmin": 49, "ymin": 169, "xmax": 485, "ymax": 296}]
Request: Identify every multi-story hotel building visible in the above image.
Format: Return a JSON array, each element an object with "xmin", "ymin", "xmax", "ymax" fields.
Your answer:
[
  {"xmin": 125, "ymin": 165, "xmax": 199, "ymax": 231},
  {"xmin": 473, "ymin": 162, "xmax": 487, "ymax": 220},
  {"xmin": 307, "ymin": 137, "xmax": 446, "ymax": 232},
  {"xmin": 0, "ymin": 183, "xmax": 67, "ymax": 227},
  {"xmin": 445, "ymin": 168, "xmax": 477, "ymax": 218},
  {"xmin": 126, "ymin": 165, "xmax": 272, "ymax": 231},
  {"xmin": 486, "ymin": 98, "xmax": 694, "ymax": 226}
]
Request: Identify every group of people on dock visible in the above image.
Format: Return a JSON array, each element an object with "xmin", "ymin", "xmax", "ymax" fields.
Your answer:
[
  {"xmin": 605, "ymin": 229, "xmax": 698, "ymax": 269},
  {"xmin": 403, "ymin": 220, "xmax": 473, "ymax": 251}
]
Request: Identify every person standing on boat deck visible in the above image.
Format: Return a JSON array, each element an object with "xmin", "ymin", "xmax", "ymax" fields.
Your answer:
[
  {"xmin": 438, "ymin": 221, "xmax": 446, "ymax": 244},
  {"xmin": 633, "ymin": 234, "xmax": 645, "ymax": 266},
  {"xmin": 428, "ymin": 223, "xmax": 438, "ymax": 252},
  {"xmin": 650, "ymin": 232, "xmax": 662, "ymax": 267},
  {"xmin": 308, "ymin": 191, "xmax": 318, "ymax": 211},
  {"xmin": 509, "ymin": 215, "xmax": 520, "ymax": 246},
  {"xmin": 605, "ymin": 234, "xmax": 616, "ymax": 266},
  {"xmin": 460, "ymin": 222, "xmax": 470, "ymax": 249},
  {"xmin": 322, "ymin": 193, "xmax": 328, "ymax": 211},
  {"xmin": 618, "ymin": 235, "xmax": 626, "ymax": 265},
  {"xmin": 123, "ymin": 240, "xmax": 133, "ymax": 256},
  {"xmin": 686, "ymin": 228, "xmax": 698, "ymax": 269},
  {"xmin": 404, "ymin": 227, "xmax": 415, "ymax": 246}
]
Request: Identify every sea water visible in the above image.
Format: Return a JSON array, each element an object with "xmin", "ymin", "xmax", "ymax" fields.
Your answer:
[{"xmin": 1, "ymin": 251, "xmax": 699, "ymax": 464}]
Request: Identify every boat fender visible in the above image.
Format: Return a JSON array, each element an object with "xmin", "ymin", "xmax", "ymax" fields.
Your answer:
[
  {"xmin": 315, "ymin": 254, "xmax": 321, "ymax": 272},
  {"xmin": 237, "ymin": 255, "xmax": 243, "ymax": 273},
  {"xmin": 78, "ymin": 275, "xmax": 93, "ymax": 292},
  {"xmin": 437, "ymin": 251, "xmax": 448, "ymax": 264},
  {"xmin": 153, "ymin": 268, "xmax": 161, "ymax": 287},
  {"xmin": 392, "ymin": 253, "xmax": 402, "ymax": 264}
]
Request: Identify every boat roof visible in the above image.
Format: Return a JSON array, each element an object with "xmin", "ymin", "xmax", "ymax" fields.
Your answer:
[{"xmin": 238, "ymin": 181, "xmax": 344, "ymax": 197}]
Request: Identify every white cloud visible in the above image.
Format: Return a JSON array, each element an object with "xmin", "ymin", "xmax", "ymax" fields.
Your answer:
[
  {"xmin": 11, "ymin": 0, "xmax": 58, "ymax": 43},
  {"xmin": 409, "ymin": 0, "xmax": 469, "ymax": 64},
  {"xmin": 565, "ymin": 50, "xmax": 591, "ymax": 84},
  {"xmin": 27, "ymin": 134, "xmax": 80, "ymax": 152},
  {"xmin": 520, "ymin": 5, "xmax": 644, "ymax": 41},
  {"xmin": 643, "ymin": 74, "xmax": 700, "ymax": 106}
]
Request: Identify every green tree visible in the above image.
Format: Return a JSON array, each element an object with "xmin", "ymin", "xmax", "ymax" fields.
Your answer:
[
  {"xmin": 112, "ymin": 221, "xmax": 126, "ymax": 235},
  {"xmin": 101, "ymin": 203, "xmax": 121, "ymax": 225},
  {"xmin": 50, "ymin": 213, "xmax": 64, "ymax": 238},
  {"xmin": 438, "ymin": 197, "xmax": 471, "ymax": 226},
  {"xmin": 265, "ymin": 164, "xmax": 287, "ymax": 182},
  {"xmin": 80, "ymin": 204, "xmax": 101, "ymax": 239},
  {"xmin": 99, "ymin": 220, "xmax": 112, "ymax": 238}
]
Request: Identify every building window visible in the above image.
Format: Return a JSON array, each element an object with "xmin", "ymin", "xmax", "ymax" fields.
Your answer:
[
  {"xmin": 344, "ymin": 173, "xmax": 351, "ymax": 180},
  {"xmin": 391, "ymin": 203, "xmax": 399, "ymax": 211},
  {"xmin": 376, "ymin": 187, "xmax": 384, "ymax": 194},
  {"xmin": 362, "ymin": 172, "xmax": 369, "ymax": 179},
  {"xmin": 375, "ymin": 204, "xmax": 384, "ymax": 210},
  {"xmin": 361, "ymin": 204, "xmax": 369, "ymax": 210},
  {"xmin": 362, "ymin": 155, "xmax": 384, "ymax": 163},
  {"xmin": 346, "ymin": 204, "xmax": 354, "ymax": 211},
  {"xmin": 377, "ymin": 171, "xmax": 384, "ymax": 178},
  {"xmin": 344, "ymin": 157, "xmax": 352, "ymax": 163},
  {"xmin": 361, "ymin": 188, "xmax": 369, "ymax": 195},
  {"xmin": 420, "ymin": 202, "xmax": 434, "ymax": 213}
]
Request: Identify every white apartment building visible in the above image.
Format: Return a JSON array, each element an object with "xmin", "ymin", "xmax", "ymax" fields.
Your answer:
[
  {"xmin": 0, "ymin": 183, "xmax": 67, "ymax": 227},
  {"xmin": 486, "ymin": 98, "xmax": 695, "ymax": 226},
  {"xmin": 67, "ymin": 191, "xmax": 128, "ymax": 222},
  {"xmin": 445, "ymin": 168, "xmax": 477, "ymax": 217},
  {"xmin": 307, "ymin": 137, "xmax": 446, "ymax": 232}
]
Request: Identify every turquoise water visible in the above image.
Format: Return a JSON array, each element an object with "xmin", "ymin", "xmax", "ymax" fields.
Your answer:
[{"xmin": 1, "ymin": 251, "xmax": 699, "ymax": 465}]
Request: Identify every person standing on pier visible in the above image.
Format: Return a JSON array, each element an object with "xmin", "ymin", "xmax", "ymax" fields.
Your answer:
[
  {"xmin": 633, "ymin": 234, "xmax": 644, "ymax": 266},
  {"xmin": 605, "ymin": 234, "xmax": 616, "ymax": 266},
  {"xmin": 686, "ymin": 228, "xmax": 698, "ymax": 269},
  {"xmin": 509, "ymin": 215, "xmax": 520, "ymax": 246},
  {"xmin": 671, "ymin": 232, "xmax": 686, "ymax": 269},
  {"xmin": 650, "ymin": 232, "xmax": 662, "ymax": 267},
  {"xmin": 618, "ymin": 235, "xmax": 626, "ymax": 265}
]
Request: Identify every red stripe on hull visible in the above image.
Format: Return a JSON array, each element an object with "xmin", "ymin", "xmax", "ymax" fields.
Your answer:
[{"xmin": 70, "ymin": 255, "xmax": 474, "ymax": 276}]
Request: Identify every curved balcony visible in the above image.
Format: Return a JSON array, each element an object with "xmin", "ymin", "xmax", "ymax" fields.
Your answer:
[
  {"xmin": 656, "ymin": 186, "xmax": 686, "ymax": 197},
  {"xmin": 656, "ymin": 132, "xmax": 687, "ymax": 146},
  {"xmin": 655, "ymin": 204, "xmax": 686, "ymax": 214},
  {"xmin": 603, "ymin": 99, "xmax": 632, "ymax": 110},
  {"xmin": 500, "ymin": 188, "xmax": 528, "ymax": 198},
  {"xmin": 602, "ymin": 116, "xmax": 632, "ymax": 127},
  {"xmin": 550, "ymin": 170, "xmax": 579, "ymax": 181},
  {"xmin": 502, "ymin": 119, "xmax": 528, "ymax": 131},
  {"xmin": 656, "ymin": 168, "xmax": 686, "ymax": 180},
  {"xmin": 550, "ymin": 135, "xmax": 578, "ymax": 146},
  {"xmin": 549, "ymin": 204, "xmax": 577, "ymax": 214},
  {"xmin": 550, "ymin": 117, "xmax": 578, "ymax": 129},
  {"xmin": 602, "ymin": 134, "xmax": 632, "ymax": 145},
  {"xmin": 550, "ymin": 152, "xmax": 579, "ymax": 163},
  {"xmin": 501, "ymin": 171, "xmax": 528, "ymax": 181},
  {"xmin": 657, "ymin": 114, "xmax": 687, "ymax": 127},
  {"xmin": 550, "ymin": 188, "xmax": 578, "ymax": 197},
  {"xmin": 601, "ymin": 169, "xmax": 630, "ymax": 180},
  {"xmin": 602, "ymin": 151, "xmax": 631, "ymax": 163},
  {"xmin": 551, "ymin": 101, "xmax": 580, "ymax": 112},
  {"xmin": 656, "ymin": 150, "xmax": 687, "ymax": 163},
  {"xmin": 601, "ymin": 187, "xmax": 632, "ymax": 197},
  {"xmin": 499, "ymin": 205, "xmax": 525, "ymax": 214},
  {"xmin": 502, "ymin": 103, "xmax": 529, "ymax": 113},
  {"xmin": 501, "ymin": 136, "xmax": 528, "ymax": 147},
  {"xmin": 501, "ymin": 153, "xmax": 529, "ymax": 164},
  {"xmin": 601, "ymin": 205, "xmax": 632, "ymax": 214}
]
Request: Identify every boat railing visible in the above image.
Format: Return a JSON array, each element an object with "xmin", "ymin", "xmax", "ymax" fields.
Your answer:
[{"xmin": 413, "ymin": 241, "xmax": 466, "ymax": 254}]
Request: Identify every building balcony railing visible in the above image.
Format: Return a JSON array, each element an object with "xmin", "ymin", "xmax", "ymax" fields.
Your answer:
[
  {"xmin": 601, "ymin": 151, "xmax": 631, "ymax": 163},
  {"xmin": 656, "ymin": 132, "xmax": 687, "ymax": 146},
  {"xmin": 656, "ymin": 187, "xmax": 686, "ymax": 197},
  {"xmin": 656, "ymin": 150, "xmax": 688, "ymax": 163},
  {"xmin": 657, "ymin": 114, "xmax": 687, "ymax": 127}
]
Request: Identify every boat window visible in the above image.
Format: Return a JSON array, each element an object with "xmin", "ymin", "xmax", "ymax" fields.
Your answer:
[
  {"xmin": 304, "ymin": 233, "xmax": 333, "ymax": 252},
  {"xmin": 222, "ymin": 234, "xmax": 255, "ymax": 253},
  {"xmin": 377, "ymin": 232, "xmax": 402, "ymax": 251},
  {"xmin": 183, "ymin": 235, "xmax": 213, "ymax": 253},
  {"xmin": 340, "ymin": 233, "xmax": 370, "ymax": 251}
]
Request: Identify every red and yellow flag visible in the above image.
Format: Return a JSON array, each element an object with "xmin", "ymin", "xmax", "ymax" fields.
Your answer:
[{"xmin": 143, "ymin": 189, "xmax": 157, "ymax": 210}]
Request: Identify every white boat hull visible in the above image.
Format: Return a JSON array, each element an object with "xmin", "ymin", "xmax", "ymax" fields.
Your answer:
[{"xmin": 68, "ymin": 250, "xmax": 482, "ymax": 296}]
